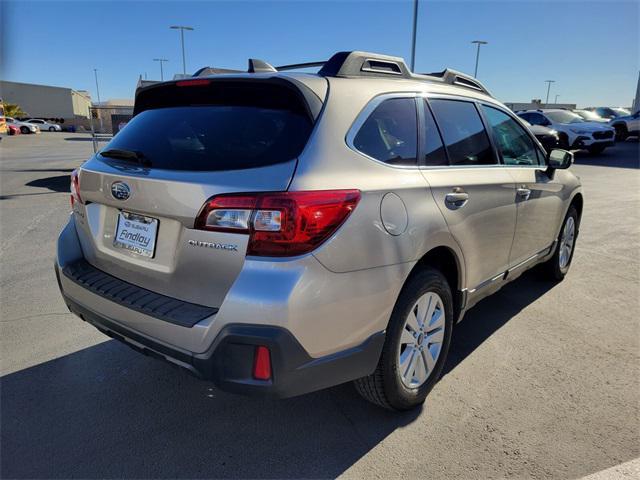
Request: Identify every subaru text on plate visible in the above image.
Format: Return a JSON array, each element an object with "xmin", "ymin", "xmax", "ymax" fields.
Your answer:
[{"xmin": 55, "ymin": 51, "xmax": 583, "ymax": 410}]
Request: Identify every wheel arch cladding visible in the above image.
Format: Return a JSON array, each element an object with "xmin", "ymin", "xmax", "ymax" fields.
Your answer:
[
  {"xmin": 570, "ymin": 193, "xmax": 584, "ymax": 224},
  {"xmin": 406, "ymin": 246, "xmax": 462, "ymax": 320}
]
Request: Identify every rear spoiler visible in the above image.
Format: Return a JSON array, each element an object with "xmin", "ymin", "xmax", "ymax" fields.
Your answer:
[{"xmin": 133, "ymin": 76, "xmax": 324, "ymax": 121}]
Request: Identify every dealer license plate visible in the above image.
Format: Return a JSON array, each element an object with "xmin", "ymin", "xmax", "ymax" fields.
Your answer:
[{"xmin": 113, "ymin": 211, "xmax": 158, "ymax": 258}]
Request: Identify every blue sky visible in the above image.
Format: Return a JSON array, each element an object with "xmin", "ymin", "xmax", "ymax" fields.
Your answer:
[{"xmin": 2, "ymin": 0, "xmax": 639, "ymax": 107}]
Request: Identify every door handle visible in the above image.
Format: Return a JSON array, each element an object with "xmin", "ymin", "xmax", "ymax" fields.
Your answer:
[
  {"xmin": 445, "ymin": 190, "xmax": 469, "ymax": 208},
  {"xmin": 516, "ymin": 187, "xmax": 531, "ymax": 200}
]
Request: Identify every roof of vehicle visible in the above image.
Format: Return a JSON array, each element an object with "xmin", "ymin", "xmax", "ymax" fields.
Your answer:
[{"xmin": 139, "ymin": 51, "xmax": 496, "ymax": 103}]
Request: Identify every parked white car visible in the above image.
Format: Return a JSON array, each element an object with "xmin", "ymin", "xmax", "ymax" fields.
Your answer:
[
  {"xmin": 26, "ymin": 118, "xmax": 62, "ymax": 132},
  {"xmin": 2, "ymin": 116, "xmax": 39, "ymax": 134},
  {"xmin": 609, "ymin": 110, "xmax": 639, "ymax": 141},
  {"xmin": 517, "ymin": 109, "xmax": 615, "ymax": 154}
]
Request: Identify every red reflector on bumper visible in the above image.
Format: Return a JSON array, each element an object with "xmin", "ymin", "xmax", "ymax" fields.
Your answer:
[{"xmin": 253, "ymin": 346, "xmax": 272, "ymax": 380}]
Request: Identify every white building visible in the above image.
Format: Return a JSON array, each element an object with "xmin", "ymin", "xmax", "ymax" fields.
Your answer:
[
  {"xmin": 504, "ymin": 99, "xmax": 577, "ymax": 112},
  {"xmin": 0, "ymin": 80, "xmax": 92, "ymax": 120}
]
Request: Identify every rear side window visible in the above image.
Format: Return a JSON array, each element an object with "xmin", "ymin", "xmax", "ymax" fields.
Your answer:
[
  {"xmin": 100, "ymin": 81, "xmax": 313, "ymax": 171},
  {"xmin": 353, "ymin": 98, "xmax": 418, "ymax": 166},
  {"xmin": 429, "ymin": 99, "xmax": 496, "ymax": 166},
  {"xmin": 421, "ymin": 100, "xmax": 448, "ymax": 166},
  {"xmin": 517, "ymin": 112, "xmax": 531, "ymax": 122},
  {"xmin": 526, "ymin": 113, "xmax": 548, "ymax": 126},
  {"xmin": 482, "ymin": 105, "xmax": 543, "ymax": 166}
]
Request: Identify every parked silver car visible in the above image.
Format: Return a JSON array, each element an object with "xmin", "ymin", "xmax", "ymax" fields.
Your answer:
[
  {"xmin": 2, "ymin": 116, "xmax": 39, "ymax": 134},
  {"xmin": 55, "ymin": 51, "xmax": 583, "ymax": 410},
  {"xmin": 26, "ymin": 118, "xmax": 62, "ymax": 132}
]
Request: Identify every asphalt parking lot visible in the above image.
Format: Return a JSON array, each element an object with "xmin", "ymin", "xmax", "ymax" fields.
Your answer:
[{"xmin": 1, "ymin": 133, "xmax": 638, "ymax": 479}]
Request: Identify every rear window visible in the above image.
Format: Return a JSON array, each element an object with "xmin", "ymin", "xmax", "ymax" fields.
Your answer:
[{"xmin": 99, "ymin": 81, "xmax": 313, "ymax": 171}]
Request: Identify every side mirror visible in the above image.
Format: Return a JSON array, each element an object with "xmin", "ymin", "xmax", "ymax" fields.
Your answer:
[{"xmin": 547, "ymin": 149, "xmax": 573, "ymax": 170}]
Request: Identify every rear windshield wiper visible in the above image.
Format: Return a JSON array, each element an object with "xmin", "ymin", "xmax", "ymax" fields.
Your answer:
[{"xmin": 99, "ymin": 148, "xmax": 152, "ymax": 166}]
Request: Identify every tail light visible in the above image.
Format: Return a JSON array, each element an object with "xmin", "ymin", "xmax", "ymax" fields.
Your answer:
[
  {"xmin": 70, "ymin": 169, "xmax": 82, "ymax": 208},
  {"xmin": 195, "ymin": 190, "xmax": 361, "ymax": 257}
]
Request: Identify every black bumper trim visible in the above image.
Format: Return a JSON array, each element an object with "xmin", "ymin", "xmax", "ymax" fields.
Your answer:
[
  {"xmin": 571, "ymin": 138, "xmax": 615, "ymax": 149},
  {"xmin": 58, "ymin": 279, "xmax": 385, "ymax": 398},
  {"xmin": 62, "ymin": 259, "xmax": 218, "ymax": 328}
]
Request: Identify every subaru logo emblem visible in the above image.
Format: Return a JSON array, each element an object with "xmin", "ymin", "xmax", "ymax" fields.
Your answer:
[{"xmin": 111, "ymin": 181, "xmax": 131, "ymax": 201}]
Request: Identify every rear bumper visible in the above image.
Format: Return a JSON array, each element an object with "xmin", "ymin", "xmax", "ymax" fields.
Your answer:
[
  {"xmin": 55, "ymin": 214, "xmax": 396, "ymax": 397},
  {"xmin": 56, "ymin": 266, "xmax": 384, "ymax": 398}
]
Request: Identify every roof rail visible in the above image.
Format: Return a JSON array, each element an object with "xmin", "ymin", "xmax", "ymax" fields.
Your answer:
[
  {"xmin": 319, "ymin": 51, "xmax": 411, "ymax": 78},
  {"xmin": 191, "ymin": 50, "xmax": 492, "ymax": 97},
  {"xmin": 276, "ymin": 61, "xmax": 326, "ymax": 71},
  {"xmin": 420, "ymin": 68, "xmax": 492, "ymax": 97}
]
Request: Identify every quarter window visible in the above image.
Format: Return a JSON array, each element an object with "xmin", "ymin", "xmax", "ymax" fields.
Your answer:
[
  {"xmin": 429, "ymin": 99, "xmax": 496, "ymax": 166},
  {"xmin": 353, "ymin": 98, "xmax": 418, "ymax": 166},
  {"xmin": 482, "ymin": 105, "xmax": 543, "ymax": 166}
]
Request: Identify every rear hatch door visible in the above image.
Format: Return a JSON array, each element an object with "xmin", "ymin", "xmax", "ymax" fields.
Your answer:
[{"xmin": 74, "ymin": 77, "xmax": 322, "ymax": 308}]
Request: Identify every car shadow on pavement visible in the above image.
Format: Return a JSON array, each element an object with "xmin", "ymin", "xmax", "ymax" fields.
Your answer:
[
  {"xmin": 0, "ymin": 339, "xmax": 420, "ymax": 479},
  {"xmin": 0, "ymin": 175, "xmax": 71, "ymax": 200},
  {"xmin": 444, "ymin": 269, "xmax": 556, "ymax": 376},
  {"xmin": 1, "ymin": 270, "xmax": 555, "ymax": 479},
  {"xmin": 24, "ymin": 175, "xmax": 70, "ymax": 193},
  {"xmin": 572, "ymin": 139, "xmax": 639, "ymax": 169},
  {"xmin": 63, "ymin": 136, "xmax": 94, "ymax": 141}
]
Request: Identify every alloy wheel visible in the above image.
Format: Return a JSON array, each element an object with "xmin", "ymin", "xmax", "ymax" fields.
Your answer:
[
  {"xmin": 559, "ymin": 216, "xmax": 576, "ymax": 269},
  {"xmin": 398, "ymin": 292, "xmax": 446, "ymax": 388}
]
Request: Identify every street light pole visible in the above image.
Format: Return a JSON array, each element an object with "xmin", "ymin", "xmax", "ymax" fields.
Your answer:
[
  {"xmin": 471, "ymin": 40, "xmax": 488, "ymax": 78},
  {"xmin": 545, "ymin": 80, "xmax": 555, "ymax": 105},
  {"xmin": 410, "ymin": 0, "xmax": 419, "ymax": 71},
  {"xmin": 170, "ymin": 25, "xmax": 194, "ymax": 75},
  {"xmin": 93, "ymin": 68, "xmax": 101, "ymax": 105},
  {"xmin": 554, "ymin": 94, "xmax": 560, "ymax": 104},
  {"xmin": 153, "ymin": 58, "xmax": 169, "ymax": 81},
  {"xmin": 92, "ymin": 68, "xmax": 103, "ymax": 133}
]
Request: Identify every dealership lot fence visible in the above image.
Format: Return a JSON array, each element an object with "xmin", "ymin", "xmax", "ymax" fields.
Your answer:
[{"xmin": 89, "ymin": 106, "xmax": 133, "ymax": 153}]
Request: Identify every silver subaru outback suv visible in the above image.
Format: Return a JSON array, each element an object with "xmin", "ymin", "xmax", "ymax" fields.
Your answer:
[{"xmin": 55, "ymin": 51, "xmax": 583, "ymax": 410}]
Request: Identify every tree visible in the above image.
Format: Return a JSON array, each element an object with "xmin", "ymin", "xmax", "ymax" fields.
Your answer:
[{"xmin": 3, "ymin": 103, "xmax": 27, "ymax": 118}]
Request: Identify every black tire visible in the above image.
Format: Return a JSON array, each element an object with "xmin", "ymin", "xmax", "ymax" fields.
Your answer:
[
  {"xmin": 20, "ymin": 126, "xmax": 29, "ymax": 134},
  {"xmin": 614, "ymin": 124, "xmax": 628, "ymax": 142},
  {"xmin": 49, "ymin": 126, "xmax": 55, "ymax": 132},
  {"xmin": 558, "ymin": 133, "xmax": 570, "ymax": 150},
  {"xmin": 588, "ymin": 145, "xmax": 605, "ymax": 155},
  {"xmin": 541, "ymin": 205, "xmax": 579, "ymax": 281},
  {"xmin": 354, "ymin": 268, "xmax": 454, "ymax": 410}
]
